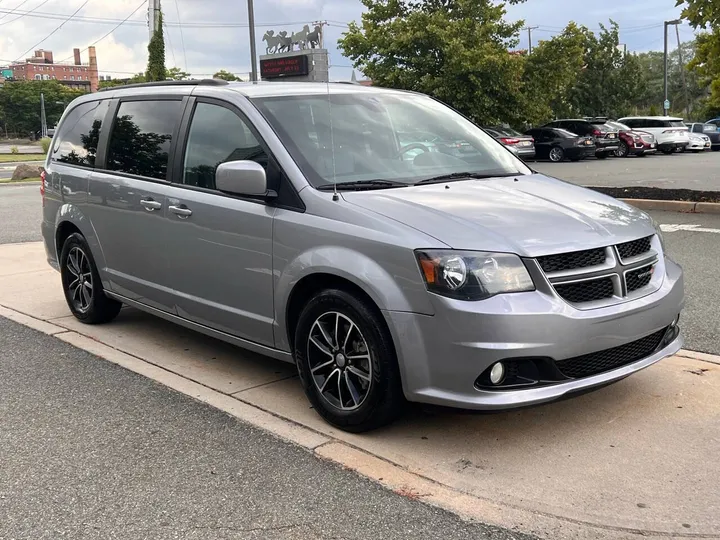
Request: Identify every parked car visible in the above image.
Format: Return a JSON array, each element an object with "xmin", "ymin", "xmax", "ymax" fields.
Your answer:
[
  {"xmin": 524, "ymin": 127, "xmax": 595, "ymax": 162},
  {"xmin": 588, "ymin": 119, "xmax": 657, "ymax": 157},
  {"xmin": 684, "ymin": 131, "xmax": 711, "ymax": 152},
  {"xmin": 42, "ymin": 80, "xmax": 684, "ymax": 432},
  {"xmin": 706, "ymin": 118, "xmax": 720, "ymax": 129},
  {"xmin": 686, "ymin": 122, "xmax": 720, "ymax": 151},
  {"xmin": 542, "ymin": 119, "xmax": 619, "ymax": 159},
  {"xmin": 617, "ymin": 116, "xmax": 689, "ymax": 154},
  {"xmin": 483, "ymin": 126, "xmax": 536, "ymax": 160}
]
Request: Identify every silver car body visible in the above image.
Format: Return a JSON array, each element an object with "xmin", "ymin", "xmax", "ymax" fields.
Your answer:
[{"xmin": 42, "ymin": 82, "xmax": 684, "ymax": 410}]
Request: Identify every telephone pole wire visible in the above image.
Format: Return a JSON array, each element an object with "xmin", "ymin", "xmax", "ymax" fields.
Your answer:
[{"xmin": 523, "ymin": 26, "xmax": 538, "ymax": 54}]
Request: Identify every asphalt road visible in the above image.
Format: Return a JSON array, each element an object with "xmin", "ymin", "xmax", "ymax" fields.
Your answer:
[
  {"xmin": 2, "ymin": 183, "xmax": 716, "ymax": 354},
  {"xmin": 0, "ymin": 317, "xmax": 532, "ymax": 540},
  {"xmin": 533, "ymin": 150, "xmax": 720, "ymax": 191}
]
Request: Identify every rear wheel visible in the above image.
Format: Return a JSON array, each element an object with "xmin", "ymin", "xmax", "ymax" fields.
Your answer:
[
  {"xmin": 548, "ymin": 146, "xmax": 565, "ymax": 162},
  {"xmin": 661, "ymin": 148, "xmax": 674, "ymax": 155},
  {"xmin": 60, "ymin": 233, "xmax": 122, "ymax": 324},
  {"xmin": 294, "ymin": 289, "xmax": 404, "ymax": 432},
  {"xmin": 615, "ymin": 141, "xmax": 629, "ymax": 157}
]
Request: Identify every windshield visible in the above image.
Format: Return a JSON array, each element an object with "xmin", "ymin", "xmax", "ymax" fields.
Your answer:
[{"xmin": 251, "ymin": 92, "xmax": 530, "ymax": 188}]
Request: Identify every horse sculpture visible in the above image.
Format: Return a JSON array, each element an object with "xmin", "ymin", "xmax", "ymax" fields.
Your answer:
[
  {"xmin": 262, "ymin": 30, "xmax": 281, "ymax": 54},
  {"xmin": 276, "ymin": 31, "xmax": 293, "ymax": 53},
  {"xmin": 291, "ymin": 25, "xmax": 310, "ymax": 50},
  {"xmin": 306, "ymin": 25, "xmax": 322, "ymax": 49}
]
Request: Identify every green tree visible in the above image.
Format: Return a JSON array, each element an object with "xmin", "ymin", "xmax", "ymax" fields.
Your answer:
[
  {"xmin": 677, "ymin": 0, "xmax": 720, "ymax": 28},
  {"xmin": 0, "ymin": 80, "xmax": 82, "ymax": 136},
  {"xmin": 338, "ymin": 0, "xmax": 528, "ymax": 125},
  {"xmin": 688, "ymin": 30, "xmax": 720, "ymax": 118},
  {"xmin": 98, "ymin": 73, "xmax": 146, "ymax": 89},
  {"xmin": 146, "ymin": 12, "xmax": 166, "ymax": 82},
  {"xmin": 213, "ymin": 70, "xmax": 241, "ymax": 81},
  {"xmin": 166, "ymin": 67, "xmax": 191, "ymax": 80}
]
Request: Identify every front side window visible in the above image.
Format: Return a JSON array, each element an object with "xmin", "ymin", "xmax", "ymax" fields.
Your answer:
[
  {"xmin": 182, "ymin": 102, "xmax": 267, "ymax": 190},
  {"xmin": 251, "ymin": 92, "xmax": 529, "ymax": 188},
  {"xmin": 53, "ymin": 100, "xmax": 108, "ymax": 167},
  {"xmin": 106, "ymin": 100, "xmax": 182, "ymax": 180}
]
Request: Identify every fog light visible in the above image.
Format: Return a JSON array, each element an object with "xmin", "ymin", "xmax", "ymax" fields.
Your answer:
[{"xmin": 489, "ymin": 362, "xmax": 505, "ymax": 385}]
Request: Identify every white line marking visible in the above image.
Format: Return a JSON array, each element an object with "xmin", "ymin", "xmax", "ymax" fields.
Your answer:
[{"xmin": 660, "ymin": 224, "xmax": 720, "ymax": 234}]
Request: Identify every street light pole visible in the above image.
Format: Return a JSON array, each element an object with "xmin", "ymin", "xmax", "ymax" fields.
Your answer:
[
  {"xmin": 663, "ymin": 19, "xmax": 681, "ymax": 116},
  {"xmin": 247, "ymin": 0, "xmax": 258, "ymax": 82}
]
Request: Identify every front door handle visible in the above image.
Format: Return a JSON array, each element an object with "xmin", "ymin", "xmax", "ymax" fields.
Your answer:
[
  {"xmin": 169, "ymin": 204, "xmax": 192, "ymax": 218},
  {"xmin": 140, "ymin": 198, "xmax": 162, "ymax": 211}
]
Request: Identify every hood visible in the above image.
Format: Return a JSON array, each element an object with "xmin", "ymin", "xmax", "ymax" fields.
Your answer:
[{"xmin": 341, "ymin": 174, "xmax": 656, "ymax": 257}]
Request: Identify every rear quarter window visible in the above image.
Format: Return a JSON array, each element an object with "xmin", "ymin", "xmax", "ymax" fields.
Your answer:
[{"xmin": 52, "ymin": 100, "xmax": 109, "ymax": 167}]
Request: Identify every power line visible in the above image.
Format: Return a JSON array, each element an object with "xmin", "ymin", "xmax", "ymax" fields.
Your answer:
[
  {"xmin": 0, "ymin": 0, "xmax": 31, "ymax": 22},
  {"xmin": 0, "ymin": 0, "xmax": 51, "ymax": 27},
  {"xmin": 173, "ymin": 0, "xmax": 187, "ymax": 70},
  {"xmin": 14, "ymin": 0, "xmax": 91, "ymax": 62},
  {"xmin": 56, "ymin": 0, "xmax": 146, "ymax": 63}
]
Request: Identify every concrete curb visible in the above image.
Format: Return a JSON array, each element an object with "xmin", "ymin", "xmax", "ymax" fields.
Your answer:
[
  {"xmin": 0, "ymin": 180, "xmax": 41, "ymax": 187},
  {"xmin": 620, "ymin": 198, "xmax": 720, "ymax": 214}
]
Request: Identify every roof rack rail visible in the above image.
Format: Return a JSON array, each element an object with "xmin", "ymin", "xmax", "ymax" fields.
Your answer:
[{"xmin": 99, "ymin": 78, "xmax": 229, "ymax": 92}]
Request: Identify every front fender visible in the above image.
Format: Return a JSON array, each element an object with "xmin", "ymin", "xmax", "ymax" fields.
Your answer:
[{"xmin": 273, "ymin": 246, "xmax": 434, "ymax": 352}]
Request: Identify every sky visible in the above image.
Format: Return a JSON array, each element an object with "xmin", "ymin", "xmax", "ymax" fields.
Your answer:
[{"xmin": 0, "ymin": 0, "xmax": 698, "ymax": 82}]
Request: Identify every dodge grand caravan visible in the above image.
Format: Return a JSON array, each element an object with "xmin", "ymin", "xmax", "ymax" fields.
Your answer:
[{"xmin": 41, "ymin": 80, "xmax": 684, "ymax": 432}]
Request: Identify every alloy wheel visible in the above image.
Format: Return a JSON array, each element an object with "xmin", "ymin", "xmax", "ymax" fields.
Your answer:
[
  {"xmin": 307, "ymin": 311, "xmax": 373, "ymax": 411},
  {"xmin": 615, "ymin": 141, "xmax": 628, "ymax": 157},
  {"xmin": 66, "ymin": 246, "xmax": 93, "ymax": 313},
  {"xmin": 549, "ymin": 147, "xmax": 563, "ymax": 162}
]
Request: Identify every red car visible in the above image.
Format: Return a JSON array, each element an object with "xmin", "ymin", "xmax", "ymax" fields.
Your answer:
[{"xmin": 587, "ymin": 118, "xmax": 657, "ymax": 157}]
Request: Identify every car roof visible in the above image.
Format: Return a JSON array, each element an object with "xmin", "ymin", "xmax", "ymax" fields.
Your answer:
[{"xmin": 619, "ymin": 116, "xmax": 684, "ymax": 121}]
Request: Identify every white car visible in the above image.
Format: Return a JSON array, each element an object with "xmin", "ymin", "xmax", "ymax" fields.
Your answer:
[
  {"xmin": 617, "ymin": 116, "xmax": 689, "ymax": 155},
  {"xmin": 685, "ymin": 132, "xmax": 711, "ymax": 152}
]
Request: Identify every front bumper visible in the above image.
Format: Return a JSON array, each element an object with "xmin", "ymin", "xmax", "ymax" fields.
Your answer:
[{"xmin": 386, "ymin": 258, "xmax": 684, "ymax": 410}]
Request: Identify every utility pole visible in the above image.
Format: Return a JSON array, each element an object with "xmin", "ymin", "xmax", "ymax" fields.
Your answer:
[
  {"xmin": 247, "ymin": 0, "xmax": 258, "ymax": 82},
  {"xmin": 40, "ymin": 93, "xmax": 47, "ymax": 139},
  {"xmin": 148, "ymin": 0, "xmax": 161, "ymax": 42},
  {"xmin": 675, "ymin": 24, "xmax": 690, "ymax": 119},
  {"xmin": 663, "ymin": 19, "xmax": 681, "ymax": 116},
  {"xmin": 523, "ymin": 26, "xmax": 538, "ymax": 55},
  {"xmin": 311, "ymin": 20, "xmax": 328, "ymax": 49}
]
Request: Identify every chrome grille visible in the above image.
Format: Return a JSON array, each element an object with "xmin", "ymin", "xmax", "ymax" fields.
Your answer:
[
  {"xmin": 537, "ymin": 236, "xmax": 659, "ymax": 308},
  {"xmin": 617, "ymin": 236, "xmax": 652, "ymax": 261},
  {"xmin": 537, "ymin": 248, "xmax": 606, "ymax": 273}
]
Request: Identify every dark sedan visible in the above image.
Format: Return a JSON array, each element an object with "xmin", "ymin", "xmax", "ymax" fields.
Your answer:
[
  {"xmin": 484, "ymin": 126, "xmax": 536, "ymax": 160},
  {"xmin": 543, "ymin": 119, "xmax": 619, "ymax": 158},
  {"xmin": 525, "ymin": 127, "xmax": 596, "ymax": 162}
]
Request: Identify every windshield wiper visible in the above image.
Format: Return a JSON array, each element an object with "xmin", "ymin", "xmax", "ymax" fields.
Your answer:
[
  {"xmin": 414, "ymin": 172, "xmax": 518, "ymax": 185},
  {"xmin": 316, "ymin": 180, "xmax": 409, "ymax": 191}
]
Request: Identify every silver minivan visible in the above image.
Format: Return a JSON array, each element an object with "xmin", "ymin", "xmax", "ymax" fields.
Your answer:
[{"xmin": 41, "ymin": 80, "xmax": 684, "ymax": 432}]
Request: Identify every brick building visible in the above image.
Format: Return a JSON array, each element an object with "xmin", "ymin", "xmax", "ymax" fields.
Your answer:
[{"xmin": 3, "ymin": 47, "xmax": 99, "ymax": 92}]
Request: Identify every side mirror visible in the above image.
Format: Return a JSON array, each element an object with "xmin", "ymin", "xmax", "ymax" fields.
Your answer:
[{"xmin": 215, "ymin": 161, "xmax": 274, "ymax": 197}]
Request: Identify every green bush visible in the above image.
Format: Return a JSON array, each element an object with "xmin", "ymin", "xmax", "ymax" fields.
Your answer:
[
  {"xmin": 10, "ymin": 146, "xmax": 18, "ymax": 154},
  {"xmin": 40, "ymin": 137, "xmax": 51, "ymax": 153}
]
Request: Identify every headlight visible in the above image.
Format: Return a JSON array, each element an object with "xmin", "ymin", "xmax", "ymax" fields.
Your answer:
[
  {"xmin": 652, "ymin": 220, "xmax": 666, "ymax": 251},
  {"xmin": 415, "ymin": 250, "xmax": 535, "ymax": 300}
]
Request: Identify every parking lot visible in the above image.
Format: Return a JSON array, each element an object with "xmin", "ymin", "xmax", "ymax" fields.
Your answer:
[
  {"xmin": 533, "ymin": 150, "xmax": 720, "ymax": 191},
  {"xmin": 1, "ymin": 155, "xmax": 719, "ymax": 539}
]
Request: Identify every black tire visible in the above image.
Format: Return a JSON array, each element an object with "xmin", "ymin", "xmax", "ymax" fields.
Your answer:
[
  {"xmin": 637, "ymin": 152, "xmax": 647, "ymax": 157},
  {"xmin": 615, "ymin": 141, "xmax": 629, "ymax": 157},
  {"xmin": 60, "ymin": 233, "xmax": 122, "ymax": 324},
  {"xmin": 661, "ymin": 149, "xmax": 674, "ymax": 155},
  {"xmin": 294, "ymin": 289, "xmax": 404, "ymax": 432},
  {"xmin": 548, "ymin": 146, "xmax": 565, "ymax": 162},
  {"xmin": 596, "ymin": 152, "xmax": 608, "ymax": 159},
  {"xmin": 712, "ymin": 147, "xmax": 720, "ymax": 152}
]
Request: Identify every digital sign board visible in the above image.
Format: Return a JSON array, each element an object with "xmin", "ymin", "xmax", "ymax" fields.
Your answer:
[{"xmin": 260, "ymin": 55, "xmax": 309, "ymax": 79}]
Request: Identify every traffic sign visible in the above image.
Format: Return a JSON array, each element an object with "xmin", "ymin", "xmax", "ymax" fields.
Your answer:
[{"xmin": 664, "ymin": 99, "xmax": 670, "ymax": 110}]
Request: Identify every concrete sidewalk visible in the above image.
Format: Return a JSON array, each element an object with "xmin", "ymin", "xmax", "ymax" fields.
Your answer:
[{"xmin": 1, "ymin": 242, "xmax": 719, "ymax": 539}]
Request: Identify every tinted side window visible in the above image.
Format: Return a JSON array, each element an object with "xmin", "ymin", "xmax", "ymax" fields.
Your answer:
[
  {"xmin": 182, "ymin": 103, "xmax": 268, "ymax": 190},
  {"xmin": 106, "ymin": 100, "xmax": 182, "ymax": 180},
  {"xmin": 53, "ymin": 100, "xmax": 108, "ymax": 167}
]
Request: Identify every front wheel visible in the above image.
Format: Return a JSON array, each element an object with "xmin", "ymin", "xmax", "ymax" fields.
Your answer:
[
  {"xmin": 294, "ymin": 289, "xmax": 404, "ymax": 432},
  {"xmin": 615, "ymin": 141, "xmax": 629, "ymax": 157},
  {"xmin": 548, "ymin": 146, "xmax": 565, "ymax": 162},
  {"xmin": 60, "ymin": 233, "xmax": 122, "ymax": 324}
]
